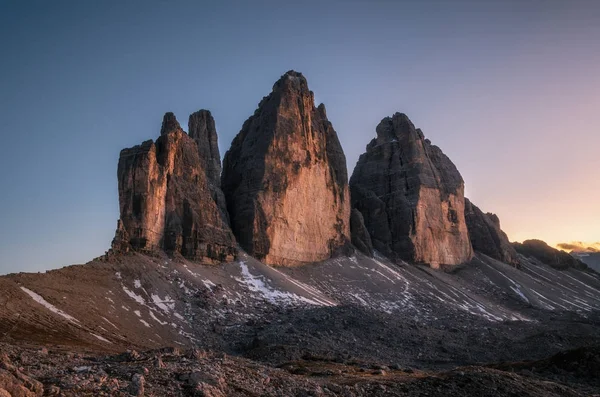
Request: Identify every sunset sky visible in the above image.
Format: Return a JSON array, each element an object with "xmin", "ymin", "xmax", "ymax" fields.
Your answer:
[{"xmin": 0, "ymin": 1, "xmax": 598, "ymax": 273}]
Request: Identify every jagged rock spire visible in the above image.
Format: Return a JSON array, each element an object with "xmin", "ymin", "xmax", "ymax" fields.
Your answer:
[{"xmin": 221, "ymin": 70, "xmax": 351, "ymax": 266}]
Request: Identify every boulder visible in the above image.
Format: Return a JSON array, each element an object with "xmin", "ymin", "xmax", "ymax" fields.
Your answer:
[
  {"xmin": 114, "ymin": 112, "xmax": 236, "ymax": 263},
  {"xmin": 464, "ymin": 198, "xmax": 520, "ymax": 266},
  {"xmin": 221, "ymin": 71, "xmax": 351, "ymax": 266},
  {"xmin": 350, "ymin": 113, "xmax": 473, "ymax": 268}
]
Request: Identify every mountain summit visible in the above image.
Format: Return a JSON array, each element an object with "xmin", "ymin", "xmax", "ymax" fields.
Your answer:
[
  {"xmin": 113, "ymin": 111, "xmax": 236, "ymax": 263},
  {"xmin": 350, "ymin": 113, "xmax": 473, "ymax": 267},
  {"xmin": 221, "ymin": 71, "xmax": 351, "ymax": 266}
]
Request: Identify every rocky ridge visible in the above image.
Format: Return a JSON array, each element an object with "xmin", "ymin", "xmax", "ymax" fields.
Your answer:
[
  {"xmin": 513, "ymin": 239, "xmax": 588, "ymax": 270},
  {"xmin": 464, "ymin": 198, "xmax": 520, "ymax": 266},
  {"xmin": 221, "ymin": 71, "xmax": 351, "ymax": 266},
  {"xmin": 114, "ymin": 112, "xmax": 236, "ymax": 264},
  {"xmin": 350, "ymin": 113, "xmax": 473, "ymax": 268}
]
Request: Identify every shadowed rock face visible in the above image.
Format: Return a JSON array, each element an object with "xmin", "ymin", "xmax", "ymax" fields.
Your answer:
[
  {"xmin": 513, "ymin": 240, "xmax": 588, "ymax": 270},
  {"xmin": 221, "ymin": 70, "xmax": 351, "ymax": 266},
  {"xmin": 114, "ymin": 112, "xmax": 236, "ymax": 263},
  {"xmin": 350, "ymin": 209, "xmax": 373, "ymax": 256},
  {"xmin": 188, "ymin": 110, "xmax": 229, "ymax": 223},
  {"xmin": 350, "ymin": 113, "xmax": 473, "ymax": 268},
  {"xmin": 464, "ymin": 198, "xmax": 520, "ymax": 266}
]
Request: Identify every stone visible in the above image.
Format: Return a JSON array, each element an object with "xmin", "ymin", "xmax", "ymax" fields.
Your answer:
[
  {"xmin": 114, "ymin": 112, "xmax": 236, "ymax": 264},
  {"xmin": 464, "ymin": 198, "xmax": 520, "ymax": 266},
  {"xmin": 221, "ymin": 70, "xmax": 351, "ymax": 266},
  {"xmin": 350, "ymin": 209, "xmax": 373, "ymax": 256},
  {"xmin": 350, "ymin": 113, "xmax": 473, "ymax": 268},
  {"xmin": 0, "ymin": 355, "xmax": 43, "ymax": 397},
  {"xmin": 513, "ymin": 240, "xmax": 587, "ymax": 270},
  {"xmin": 129, "ymin": 373, "xmax": 144, "ymax": 396}
]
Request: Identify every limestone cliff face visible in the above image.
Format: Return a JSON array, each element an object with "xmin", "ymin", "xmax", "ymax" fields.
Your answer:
[
  {"xmin": 464, "ymin": 198, "xmax": 520, "ymax": 266},
  {"xmin": 221, "ymin": 71, "xmax": 351, "ymax": 266},
  {"xmin": 114, "ymin": 112, "xmax": 236, "ymax": 263},
  {"xmin": 350, "ymin": 113, "xmax": 473, "ymax": 267}
]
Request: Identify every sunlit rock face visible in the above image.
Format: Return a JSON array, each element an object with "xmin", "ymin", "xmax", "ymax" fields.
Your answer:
[
  {"xmin": 464, "ymin": 198, "xmax": 520, "ymax": 266},
  {"xmin": 221, "ymin": 71, "xmax": 351, "ymax": 266},
  {"xmin": 114, "ymin": 112, "xmax": 236, "ymax": 263},
  {"xmin": 350, "ymin": 113, "xmax": 473, "ymax": 268}
]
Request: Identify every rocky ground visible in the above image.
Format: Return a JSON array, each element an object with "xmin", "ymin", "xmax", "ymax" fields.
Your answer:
[
  {"xmin": 1, "ymin": 310, "xmax": 599, "ymax": 396},
  {"xmin": 1, "ymin": 252, "xmax": 600, "ymax": 395}
]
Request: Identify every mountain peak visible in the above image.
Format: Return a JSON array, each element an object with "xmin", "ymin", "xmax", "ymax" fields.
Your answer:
[{"xmin": 160, "ymin": 112, "xmax": 182, "ymax": 135}]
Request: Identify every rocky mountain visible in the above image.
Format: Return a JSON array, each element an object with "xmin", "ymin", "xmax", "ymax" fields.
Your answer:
[
  {"xmin": 114, "ymin": 112, "xmax": 236, "ymax": 264},
  {"xmin": 513, "ymin": 239, "xmax": 588, "ymax": 271},
  {"xmin": 350, "ymin": 113, "xmax": 473, "ymax": 268},
  {"xmin": 464, "ymin": 198, "xmax": 520, "ymax": 266},
  {"xmin": 221, "ymin": 71, "xmax": 351, "ymax": 266},
  {"xmin": 1, "ymin": 70, "xmax": 599, "ymax": 396}
]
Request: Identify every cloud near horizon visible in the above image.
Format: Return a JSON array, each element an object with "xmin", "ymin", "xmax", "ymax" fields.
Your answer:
[{"xmin": 556, "ymin": 242, "xmax": 600, "ymax": 253}]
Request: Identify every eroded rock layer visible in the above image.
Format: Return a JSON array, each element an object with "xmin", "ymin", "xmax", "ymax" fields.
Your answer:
[
  {"xmin": 221, "ymin": 71, "xmax": 351, "ymax": 266},
  {"xmin": 350, "ymin": 113, "xmax": 473, "ymax": 267},
  {"xmin": 464, "ymin": 198, "xmax": 520, "ymax": 266},
  {"xmin": 114, "ymin": 112, "xmax": 236, "ymax": 263}
]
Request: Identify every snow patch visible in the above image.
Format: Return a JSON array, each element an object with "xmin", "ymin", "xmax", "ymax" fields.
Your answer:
[
  {"xmin": 102, "ymin": 317, "xmax": 118, "ymax": 329},
  {"xmin": 151, "ymin": 294, "xmax": 175, "ymax": 313},
  {"xmin": 90, "ymin": 333, "xmax": 112, "ymax": 344},
  {"xmin": 20, "ymin": 287, "xmax": 80, "ymax": 324},
  {"xmin": 122, "ymin": 286, "xmax": 145, "ymax": 305},
  {"xmin": 149, "ymin": 310, "xmax": 168, "ymax": 325},
  {"xmin": 236, "ymin": 261, "xmax": 332, "ymax": 306}
]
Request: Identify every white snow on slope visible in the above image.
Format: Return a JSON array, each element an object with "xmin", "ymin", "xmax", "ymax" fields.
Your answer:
[
  {"xmin": 122, "ymin": 286, "xmax": 145, "ymax": 305},
  {"xmin": 20, "ymin": 287, "xmax": 80, "ymax": 324},
  {"xmin": 151, "ymin": 294, "xmax": 175, "ymax": 313},
  {"xmin": 236, "ymin": 261, "xmax": 332, "ymax": 306},
  {"xmin": 102, "ymin": 317, "xmax": 119, "ymax": 329},
  {"xmin": 90, "ymin": 333, "xmax": 112, "ymax": 343}
]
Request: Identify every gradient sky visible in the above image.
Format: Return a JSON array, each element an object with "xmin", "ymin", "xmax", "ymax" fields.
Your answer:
[{"xmin": 0, "ymin": 1, "xmax": 598, "ymax": 274}]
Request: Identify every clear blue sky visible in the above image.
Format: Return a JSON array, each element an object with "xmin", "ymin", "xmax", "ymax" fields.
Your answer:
[{"xmin": 1, "ymin": 1, "xmax": 599, "ymax": 274}]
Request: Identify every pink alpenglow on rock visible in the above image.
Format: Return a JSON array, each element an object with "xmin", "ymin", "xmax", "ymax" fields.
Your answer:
[
  {"xmin": 113, "ymin": 112, "xmax": 236, "ymax": 264},
  {"xmin": 221, "ymin": 71, "xmax": 351, "ymax": 266}
]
